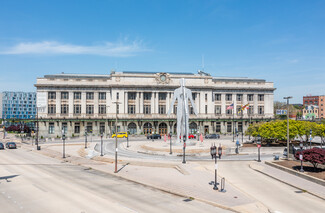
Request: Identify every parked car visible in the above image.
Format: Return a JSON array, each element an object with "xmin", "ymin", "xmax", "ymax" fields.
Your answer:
[
  {"xmin": 283, "ymin": 146, "xmax": 306, "ymax": 157},
  {"xmin": 112, "ymin": 132, "xmax": 128, "ymax": 138},
  {"xmin": 0, "ymin": 142, "xmax": 4, "ymax": 150},
  {"xmin": 5, "ymin": 142, "xmax": 17, "ymax": 149},
  {"xmin": 205, "ymin": 134, "xmax": 220, "ymax": 139},
  {"xmin": 147, "ymin": 134, "xmax": 161, "ymax": 139}
]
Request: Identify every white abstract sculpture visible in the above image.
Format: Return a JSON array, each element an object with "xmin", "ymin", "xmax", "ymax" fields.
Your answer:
[{"xmin": 167, "ymin": 78, "xmax": 198, "ymax": 143}]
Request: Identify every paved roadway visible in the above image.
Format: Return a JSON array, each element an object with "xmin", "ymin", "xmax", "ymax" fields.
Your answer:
[
  {"xmin": 212, "ymin": 161, "xmax": 325, "ymax": 213},
  {"xmin": 0, "ymin": 148, "xmax": 230, "ymax": 213}
]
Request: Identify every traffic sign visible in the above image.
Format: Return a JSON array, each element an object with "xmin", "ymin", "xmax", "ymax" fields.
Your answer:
[{"xmin": 257, "ymin": 144, "xmax": 261, "ymax": 148}]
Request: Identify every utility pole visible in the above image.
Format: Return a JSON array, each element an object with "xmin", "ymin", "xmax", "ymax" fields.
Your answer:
[
  {"xmin": 283, "ymin": 96, "xmax": 292, "ymax": 160},
  {"xmin": 113, "ymin": 101, "xmax": 121, "ymax": 173}
]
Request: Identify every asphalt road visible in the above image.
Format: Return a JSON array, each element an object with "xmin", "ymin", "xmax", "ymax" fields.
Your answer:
[
  {"xmin": 213, "ymin": 161, "xmax": 325, "ymax": 213},
  {"xmin": 0, "ymin": 148, "xmax": 230, "ymax": 213}
]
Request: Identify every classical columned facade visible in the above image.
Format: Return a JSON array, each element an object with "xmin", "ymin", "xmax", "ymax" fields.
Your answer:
[{"xmin": 34, "ymin": 71, "xmax": 275, "ymax": 138}]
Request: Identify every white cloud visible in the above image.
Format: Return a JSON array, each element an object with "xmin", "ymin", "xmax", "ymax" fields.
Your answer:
[{"xmin": 0, "ymin": 40, "xmax": 149, "ymax": 57}]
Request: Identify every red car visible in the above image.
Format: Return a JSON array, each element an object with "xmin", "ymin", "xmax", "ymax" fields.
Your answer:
[{"xmin": 179, "ymin": 134, "xmax": 196, "ymax": 139}]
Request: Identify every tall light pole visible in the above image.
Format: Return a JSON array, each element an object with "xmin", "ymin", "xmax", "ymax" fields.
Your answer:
[
  {"xmin": 284, "ymin": 96, "xmax": 292, "ymax": 160},
  {"xmin": 100, "ymin": 132, "xmax": 104, "ymax": 156},
  {"xmin": 113, "ymin": 101, "xmax": 121, "ymax": 173},
  {"xmin": 62, "ymin": 129, "xmax": 66, "ymax": 158},
  {"xmin": 84, "ymin": 131, "xmax": 88, "ymax": 149}
]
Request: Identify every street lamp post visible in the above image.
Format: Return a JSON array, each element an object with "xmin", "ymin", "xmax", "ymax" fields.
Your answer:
[
  {"xmin": 309, "ymin": 129, "xmax": 312, "ymax": 149},
  {"xmin": 62, "ymin": 129, "xmax": 66, "ymax": 158},
  {"xmin": 169, "ymin": 131, "xmax": 172, "ymax": 155},
  {"xmin": 84, "ymin": 131, "xmax": 88, "ymax": 149},
  {"xmin": 182, "ymin": 135, "xmax": 186, "ymax": 164},
  {"xmin": 113, "ymin": 101, "xmax": 121, "ymax": 173},
  {"xmin": 299, "ymin": 141, "xmax": 304, "ymax": 172},
  {"xmin": 210, "ymin": 144, "xmax": 218, "ymax": 190},
  {"xmin": 257, "ymin": 134, "xmax": 262, "ymax": 162},
  {"xmin": 235, "ymin": 130, "xmax": 239, "ymax": 154},
  {"xmin": 283, "ymin": 96, "xmax": 292, "ymax": 160},
  {"xmin": 100, "ymin": 132, "xmax": 103, "ymax": 156}
]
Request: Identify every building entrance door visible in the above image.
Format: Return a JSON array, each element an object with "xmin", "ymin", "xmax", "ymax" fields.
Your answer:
[
  {"xmin": 204, "ymin": 125, "xmax": 209, "ymax": 134},
  {"xmin": 158, "ymin": 123, "xmax": 167, "ymax": 135},
  {"xmin": 143, "ymin": 122, "xmax": 152, "ymax": 135}
]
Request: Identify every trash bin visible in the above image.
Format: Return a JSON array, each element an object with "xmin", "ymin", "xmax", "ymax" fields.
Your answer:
[{"xmin": 37, "ymin": 146, "xmax": 41, "ymax": 150}]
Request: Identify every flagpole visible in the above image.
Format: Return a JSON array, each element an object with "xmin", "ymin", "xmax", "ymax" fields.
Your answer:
[
  {"xmin": 232, "ymin": 103, "xmax": 235, "ymax": 142},
  {"xmin": 242, "ymin": 106, "xmax": 244, "ymax": 143}
]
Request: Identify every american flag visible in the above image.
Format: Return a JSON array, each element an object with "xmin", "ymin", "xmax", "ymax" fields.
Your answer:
[{"xmin": 226, "ymin": 103, "xmax": 234, "ymax": 110}]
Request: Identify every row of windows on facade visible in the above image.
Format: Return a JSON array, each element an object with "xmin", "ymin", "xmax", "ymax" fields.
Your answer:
[
  {"xmin": 47, "ymin": 104, "xmax": 265, "ymax": 115},
  {"xmin": 48, "ymin": 92, "xmax": 265, "ymax": 102},
  {"xmin": 3, "ymin": 115, "xmax": 34, "ymax": 119},
  {"xmin": 2, "ymin": 111, "xmax": 35, "ymax": 115},
  {"xmin": 3, "ymin": 100, "xmax": 35, "ymax": 105},
  {"xmin": 3, "ymin": 107, "xmax": 36, "ymax": 112},
  {"xmin": 48, "ymin": 121, "xmax": 245, "ymax": 135}
]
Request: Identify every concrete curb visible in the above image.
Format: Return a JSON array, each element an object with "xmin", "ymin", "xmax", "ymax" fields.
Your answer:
[
  {"xmin": 265, "ymin": 161, "xmax": 325, "ymax": 187},
  {"xmin": 249, "ymin": 162, "xmax": 325, "ymax": 201}
]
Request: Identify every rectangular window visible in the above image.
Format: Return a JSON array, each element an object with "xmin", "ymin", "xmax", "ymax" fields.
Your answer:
[
  {"xmin": 226, "ymin": 108, "xmax": 233, "ymax": 115},
  {"xmin": 61, "ymin": 104, "xmax": 69, "ymax": 114},
  {"xmin": 190, "ymin": 106, "xmax": 194, "ymax": 114},
  {"xmin": 48, "ymin": 92, "xmax": 56, "ymax": 100},
  {"xmin": 237, "ymin": 106, "xmax": 242, "ymax": 115},
  {"xmin": 227, "ymin": 122, "xmax": 232, "ymax": 133},
  {"xmin": 99, "ymin": 92, "xmax": 106, "ymax": 100},
  {"xmin": 258, "ymin": 106, "xmax": 264, "ymax": 115},
  {"xmin": 86, "ymin": 92, "xmax": 94, "ymax": 100},
  {"xmin": 144, "ymin": 105, "xmax": 151, "ymax": 114},
  {"xmin": 248, "ymin": 106, "xmax": 254, "ymax": 115},
  {"xmin": 86, "ymin": 122, "xmax": 93, "ymax": 133},
  {"xmin": 62, "ymin": 123, "xmax": 68, "ymax": 134},
  {"xmin": 205, "ymin": 94, "xmax": 208, "ymax": 101},
  {"xmin": 74, "ymin": 92, "xmax": 81, "ymax": 100},
  {"xmin": 49, "ymin": 123, "xmax": 54, "ymax": 134},
  {"xmin": 215, "ymin": 105, "xmax": 221, "ymax": 115},
  {"xmin": 174, "ymin": 105, "xmax": 177, "ymax": 114},
  {"xmin": 128, "ymin": 92, "xmax": 136, "ymax": 100},
  {"xmin": 61, "ymin": 92, "xmax": 69, "ymax": 100},
  {"xmin": 74, "ymin": 104, "xmax": 81, "ymax": 115},
  {"xmin": 144, "ymin": 92, "xmax": 151, "ymax": 100},
  {"xmin": 238, "ymin": 122, "xmax": 243, "ymax": 132},
  {"xmin": 86, "ymin": 105, "xmax": 94, "ymax": 115},
  {"xmin": 159, "ymin": 105, "xmax": 166, "ymax": 114},
  {"xmin": 74, "ymin": 123, "xmax": 80, "ymax": 134},
  {"xmin": 100, "ymin": 122, "xmax": 105, "ymax": 134},
  {"xmin": 237, "ymin": 94, "xmax": 243, "ymax": 101},
  {"xmin": 192, "ymin": 93, "xmax": 196, "ymax": 100},
  {"xmin": 158, "ymin": 93, "xmax": 167, "ymax": 100},
  {"xmin": 226, "ymin": 94, "xmax": 232, "ymax": 101},
  {"xmin": 248, "ymin": 94, "xmax": 254, "ymax": 101},
  {"xmin": 216, "ymin": 122, "xmax": 221, "ymax": 132},
  {"xmin": 214, "ymin": 94, "xmax": 221, "ymax": 101},
  {"xmin": 128, "ymin": 104, "xmax": 136, "ymax": 114},
  {"xmin": 258, "ymin": 94, "xmax": 264, "ymax": 101},
  {"xmin": 116, "ymin": 92, "xmax": 119, "ymax": 100},
  {"xmin": 48, "ymin": 104, "xmax": 56, "ymax": 114},
  {"xmin": 205, "ymin": 105, "xmax": 208, "ymax": 114},
  {"xmin": 99, "ymin": 105, "xmax": 106, "ymax": 114},
  {"xmin": 117, "ymin": 104, "xmax": 119, "ymax": 114}
]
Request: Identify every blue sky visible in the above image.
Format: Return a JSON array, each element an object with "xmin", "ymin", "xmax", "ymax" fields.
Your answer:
[{"xmin": 0, "ymin": 0, "xmax": 324, "ymax": 103}]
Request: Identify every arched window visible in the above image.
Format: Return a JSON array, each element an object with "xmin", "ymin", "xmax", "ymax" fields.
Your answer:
[
  {"xmin": 189, "ymin": 122, "xmax": 197, "ymax": 134},
  {"xmin": 158, "ymin": 122, "xmax": 167, "ymax": 135},
  {"xmin": 128, "ymin": 122, "xmax": 137, "ymax": 135},
  {"xmin": 143, "ymin": 122, "xmax": 153, "ymax": 135}
]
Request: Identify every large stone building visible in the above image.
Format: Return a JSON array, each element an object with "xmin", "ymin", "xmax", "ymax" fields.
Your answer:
[{"xmin": 35, "ymin": 71, "xmax": 275, "ymax": 138}]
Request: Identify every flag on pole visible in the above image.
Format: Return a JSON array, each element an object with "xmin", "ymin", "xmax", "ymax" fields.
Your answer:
[
  {"xmin": 241, "ymin": 103, "xmax": 249, "ymax": 111},
  {"xmin": 226, "ymin": 103, "xmax": 234, "ymax": 110}
]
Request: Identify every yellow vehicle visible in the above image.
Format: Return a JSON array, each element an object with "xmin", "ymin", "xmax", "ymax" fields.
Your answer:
[{"xmin": 112, "ymin": 132, "xmax": 128, "ymax": 138}]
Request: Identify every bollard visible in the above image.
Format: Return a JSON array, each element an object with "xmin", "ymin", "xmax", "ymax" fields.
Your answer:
[{"xmin": 220, "ymin": 177, "xmax": 226, "ymax": 192}]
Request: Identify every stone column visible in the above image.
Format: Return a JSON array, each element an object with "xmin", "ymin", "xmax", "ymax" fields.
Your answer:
[
  {"xmin": 254, "ymin": 94, "xmax": 258, "ymax": 115},
  {"xmin": 69, "ymin": 91, "xmax": 73, "ymax": 117},
  {"xmin": 140, "ymin": 92, "xmax": 144, "ymax": 114},
  {"xmin": 56, "ymin": 91, "xmax": 61, "ymax": 117},
  {"xmin": 94, "ymin": 92, "xmax": 99, "ymax": 117},
  {"xmin": 81, "ymin": 92, "xmax": 86, "ymax": 116}
]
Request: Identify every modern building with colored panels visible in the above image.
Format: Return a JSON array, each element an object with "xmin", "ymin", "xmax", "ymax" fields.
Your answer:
[
  {"xmin": 1, "ymin": 91, "xmax": 37, "ymax": 122},
  {"xmin": 35, "ymin": 71, "xmax": 275, "ymax": 138}
]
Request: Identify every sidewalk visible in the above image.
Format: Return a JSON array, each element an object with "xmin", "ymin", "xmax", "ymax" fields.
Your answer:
[{"xmin": 250, "ymin": 161, "xmax": 325, "ymax": 200}]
